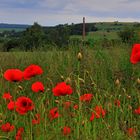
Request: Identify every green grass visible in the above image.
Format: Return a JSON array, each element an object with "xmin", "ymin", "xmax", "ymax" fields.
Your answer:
[{"xmin": 0, "ymin": 46, "xmax": 140, "ymax": 139}]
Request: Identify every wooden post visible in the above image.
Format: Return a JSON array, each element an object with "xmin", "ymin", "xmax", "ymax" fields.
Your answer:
[{"xmin": 82, "ymin": 17, "xmax": 85, "ymax": 41}]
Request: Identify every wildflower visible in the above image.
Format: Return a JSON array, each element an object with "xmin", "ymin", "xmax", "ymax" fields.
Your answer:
[
  {"xmin": 114, "ymin": 99, "xmax": 121, "ymax": 107},
  {"xmin": 73, "ymin": 104, "xmax": 78, "ymax": 110},
  {"xmin": 63, "ymin": 126, "xmax": 71, "ymax": 135},
  {"xmin": 2, "ymin": 92, "xmax": 12, "ymax": 101},
  {"xmin": 23, "ymin": 64, "xmax": 43, "ymax": 80},
  {"xmin": 80, "ymin": 93, "xmax": 93, "ymax": 102},
  {"xmin": 31, "ymin": 81, "xmax": 45, "ymax": 93},
  {"xmin": 15, "ymin": 96, "xmax": 34, "ymax": 115},
  {"xmin": 52, "ymin": 82, "xmax": 72, "ymax": 96},
  {"xmin": 4, "ymin": 69, "xmax": 23, "ymax": 82},
  {"xmin": 94, "ymin": 105, "xmax": 106, "ymax": 118},
  {"xmin": 49, "ymin": 107, "xmax": 60, "ymax": 121},
  {"xmin": 127, "ymin": 128, "xmax": 136, "ymax": 136},
  {"xmin": 15, "ymin": 127, "xmax": 24, "ymax": 140},
  {"xmin": 32, "ymin": 114, "xmax": 40, "ymax": 125},
  {"xmin": 1, "ymin": 122, "xmax": 14, "ymax": 132},
  {"xmin": 130, "ymin": 44, "xmax": 140, "ymax": 64},
  {"xmin": 7, "ymin": 101, "xmax": 15, "ymax": 110},
  {"xmin": 134, "ymin": 106, "xmax": 140, "ymax": 115},
  {"xmin": 90, "ymin": 112, "xmax": 95, "ymax": 121}
]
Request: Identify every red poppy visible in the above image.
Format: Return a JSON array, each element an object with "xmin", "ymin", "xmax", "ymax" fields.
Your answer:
[
  {"xmin": 114, "ymin": 99, "xmax": 121, "ymax": 107},
  {"xmin": 32, "ymin": 114, "xmax": 40, "ymax": 125},
  {"xmin": 4, "ymin": 69, "xmax": 23, "ymax": 82},
  {"xmin": 7, "ymin": 101, "xmax": 15, "ymax": 110},
  {"xmin": 1, "ymin": 122, "xmax": 14, "ymax": 132},
  {"xmin": 80, "ymin": 93, "xmax": 93, "ymax": 102},
  {"xmin": 2, "ymin": 92, "xmax": 12, "ymax": 101},
  {"xmin": 15, "ymin": 96, "xmax": 34, "ymax": 115},
  {"xmin": 52, "ymin": 82, "xmax": 72, "ymax": 96},
  {"xmin": 94, "ymin": 105, "xmax": 106, "ymax": 118},
  {"xmin": 127, "ymin": 128, "xmax": 136, "ymax": 136},
  {"xmin": 31, "ymin": 81, "xmax": 45, "ymax": 93},
  {"xmin": 49, "ymin": 107, "xmax": 60, "ymax": 121},
  {"xmin": 134, "ymin": 106, "xmax": 140, "ymax": 115},
  {"xmin": 90, "ymin": 112, "xmax": 95, "ymax": 121},
  {"xmin": 23, "ymin": 64, "xmax": 43, "ymax": 80},
  {"xmin": 73, "ymin": 104, "xmax": 78, "ymax": 110},
  {"xmin": 63, "ymin": 126, "xmax": 71, "ymax": 135},
  {"xmin": 130, "ymin": 44, "xmax": 140, "ymax": 64},
  {"xmin": 15, "ymin": 127, "xmax": 24, "ymax": 140}
]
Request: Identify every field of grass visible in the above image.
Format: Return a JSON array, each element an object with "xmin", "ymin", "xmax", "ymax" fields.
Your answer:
[{"xmin": 0, "ymin": 46, "xmax": 140, "ymax": 140}]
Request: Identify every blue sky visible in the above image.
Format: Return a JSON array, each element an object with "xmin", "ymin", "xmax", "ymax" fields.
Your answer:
[{"xmin": 0, "ymin": 0, "xmax": 140, "ymax": 26}]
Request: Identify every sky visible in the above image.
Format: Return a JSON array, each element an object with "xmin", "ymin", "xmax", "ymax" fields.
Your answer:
[{"xmin": 0, "ymin": 0, "xmax": 140, "ymax": 26}]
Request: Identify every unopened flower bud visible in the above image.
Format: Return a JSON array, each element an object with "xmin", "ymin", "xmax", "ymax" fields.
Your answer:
[
  {"xmin": 77, "ymin": 52, "xmax": 82, "ymax": 61},
  {"xmin": 137, "ymin": 78, "xmax": 140, "ymax": 84},
  {"xmin": 115, "ymin": 79, "xmax": 120, "ymax": 86}
]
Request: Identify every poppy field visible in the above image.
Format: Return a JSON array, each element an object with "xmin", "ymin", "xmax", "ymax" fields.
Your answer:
[{"xmin": 0, "ymin": 45, "xmax": 140, "ymax": 140}]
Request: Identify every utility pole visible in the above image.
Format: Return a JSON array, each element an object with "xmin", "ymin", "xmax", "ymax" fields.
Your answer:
[{"xmin": 82, "ymin": 17, "xmax": 85, "ymax": 41}]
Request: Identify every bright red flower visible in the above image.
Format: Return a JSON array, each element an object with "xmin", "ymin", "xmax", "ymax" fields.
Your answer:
[
  {"xmin": 31, "ymin": 81, "xmax": 45, "ymax": 93},
  {"xmin": 15, "ymin": 96, "xmax": 34, "ymax": 115},
  {"xmin": 23, "ymin": 64, "xmax": 43, "ymax": 80},
  {"xmin": 52, "ymin": 82, "xmax": 72, "ymax": 96},
  {"xmin": 114, "ymin": 99, "xmax": 121, "ymax": 107},
  {"xmin": 90, "ymin": 112, "xmax": 95, "ymax": 121},
  {"xmin": 32, "ymin": 114, "xmax": 40, "ymax": 125},
  {"xmin": 80, "ymin": 93, "xmax": 93, "ymax": 102},
  {"xmin": 4, "ymin": 69, "xmax": 23, "ymax": 82},
  {"xmin": 63, "ymin": 126, "xmax": 71, "ymax": 135},
  {"xmin": 134, "ymin": 106, "xmax": 140, "ymax": 115},
  {"xmin": 1, "ymin": 122, "xmax": 14, "ymax": 132},
  {"xmin": 2, "ymin": 92, "xmax": 12, "ymax": 101},
  {"xmin": 130, "ymin": 44, "xmax": 140, "ymax": 64},
  {"xmin": 49, "ymin": 107, "xmax": 60, "ymax": 121},
  {"xmin": 73, "ymin": 104, "xmax": 78, "ymax": 110},
  {"xmin": 7, "ymin": 101, "xmax": 15, "ymax": 110},
  {"xmin": 94, "ymin": 106, "xmax": 106, "ymax": 118},
  {"xmin": 127, "ymin": 128, "xmax": 136, "ymax": 136},
  {"xmin": 15, "ymin": 127, "xmax": 24, "ymax": 140}
]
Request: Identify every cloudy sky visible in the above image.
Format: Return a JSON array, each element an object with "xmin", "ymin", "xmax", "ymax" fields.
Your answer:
[{"xmin": 0, "ymin": 0, "xmax": 140, "ymax": 26}]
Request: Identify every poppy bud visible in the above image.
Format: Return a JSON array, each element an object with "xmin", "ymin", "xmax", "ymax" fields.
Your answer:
[
  {"xmin": 60, "ymin": 75, "xmax": 64, "ymax": 81},
  {"xmin": 77, "ymin": 52, "xmax": 82, "ymax": 61},
  {"xmin": 137, "ymin": 78, "xmax": 140, "ymax": 84},
  {"xmin": 115, "ymin": 79, "xmax": 120, "ymax": 86}
]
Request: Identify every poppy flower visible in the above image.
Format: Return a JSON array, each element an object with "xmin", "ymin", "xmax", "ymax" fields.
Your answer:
[
  {"xmin": 31, "ymin": 81, "xmax": 45, "ymax": 93},
  {"xmin": 49, "ymin": 107, "xmax": 60, "ymax": 121},
  {"xmin": 94, "ymin": 105, "xmax": 106, "ymax": 118},
  {"xmin": 134, "ymin": 106, "xmax": 140, "ymax": 115},
  {"xmin": 114, "ymin": 99, "xmax": 121, "ymax": 107},
  {"xmin": 73, "ymin": 104, "xmax": 78, "ymax": 110},
  {"xmin": 52, "ymin": 82, "xmax": 72, "ymax": 96},
  {"xmin": 32, "ymin": 114, "xmax": 40, "ymax": 125},
  {"xmin": 80, "ymin": 93, "xmax": 93, "ymax": 102},
  {"xmin": 90, "ymin": 112, "xmax": 95, "ymax": 121},
  {"xmin": 7, "ymin": 101, "xmax": 15, "ymax": 110},
  {"xmin": 15, "ymin": 96, "xmax": 34, "ymax": 115},
  {"xmin": 63, "ymin": 126, "xmax": 71, "ymax": 135},
  {"xmin": 127, "ymin": 128, "xmax": 136, "ymax": 136},
  {"xmin": 1, "ymin": 122, "xmax": 14, "ymax": 132},
  {"xmin": 4, "ymin": 69, "xmax": 23, "ymax": 82},
  {"xmin": 15, "ymin": 127, "xmax": 24, "ymax": 140},
  {"xmin": 2, "ymin": 92, "xmax": 12, "ymax": 101},
  {"xmin": 130, "ymin": 44, "xmax": 140, "ymax": 64},
  {"xmin": 23, "ymin": 64, "xmax": 43, "ymax": 80}
]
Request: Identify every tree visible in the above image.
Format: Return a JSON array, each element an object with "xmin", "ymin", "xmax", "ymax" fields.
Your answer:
[{"xmin": 22, "ymin": 22, "xmax": 45, "ymax": 51}]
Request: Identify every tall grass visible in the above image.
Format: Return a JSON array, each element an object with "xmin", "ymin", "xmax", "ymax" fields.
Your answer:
[{"xmin": 0, "ymin": 46, "xmax": 140, "ymax": 140}]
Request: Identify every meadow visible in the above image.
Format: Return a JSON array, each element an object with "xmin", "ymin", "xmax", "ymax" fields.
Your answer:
[{"xmin": 0, "ymin": 45, "xmax": 140, "ymax": 140}]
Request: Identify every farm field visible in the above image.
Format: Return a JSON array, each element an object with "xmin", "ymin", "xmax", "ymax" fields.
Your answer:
[{"xmin": 0, "ymin": 46, "xmax": 140, "ymax": 140}]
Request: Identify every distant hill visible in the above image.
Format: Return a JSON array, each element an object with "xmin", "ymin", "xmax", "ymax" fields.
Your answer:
[{"xmin": 0, "ymin": 23, "xmax": 30, "ymax": 29}]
